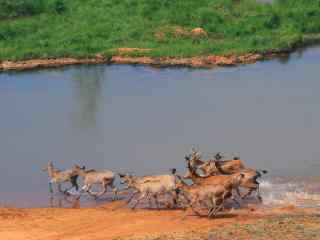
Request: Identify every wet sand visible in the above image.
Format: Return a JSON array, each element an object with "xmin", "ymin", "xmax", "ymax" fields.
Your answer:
[{"xmin": 0, "ymin": 201, "xmax": 318, "ymax": 240}]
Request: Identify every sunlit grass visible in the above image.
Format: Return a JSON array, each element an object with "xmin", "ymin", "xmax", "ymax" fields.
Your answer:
[{"xmin": 0, "ymin": 0, "xmax": 320, "ymax": 60}]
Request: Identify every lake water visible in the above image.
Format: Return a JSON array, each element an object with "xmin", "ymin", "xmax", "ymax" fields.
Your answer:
[{"xmin": 1, "ymin": 47, "xmax": 320, "ymax": 208}]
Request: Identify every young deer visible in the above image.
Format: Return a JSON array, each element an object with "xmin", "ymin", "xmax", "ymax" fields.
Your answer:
[
  {"xmin": 72, "ymin": 165, "xmax": 118, "ymax": 199},
  {"xmin": 42, "ymin": 161, "xmax": 79, "ymax": 194}
]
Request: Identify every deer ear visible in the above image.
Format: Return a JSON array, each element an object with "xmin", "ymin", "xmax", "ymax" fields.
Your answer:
[{"xmin": 170, "ymin": 168, "xmax": 177, "ymax": 174}]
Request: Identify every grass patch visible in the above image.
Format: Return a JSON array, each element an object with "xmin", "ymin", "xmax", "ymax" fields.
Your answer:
[
  {"xmin": 119, "ymin": 214, "xmax": 320, "ymax": 240},
  {"xmin": 0, "ymin": 0, "xmax": 320, "ymax": 61}
]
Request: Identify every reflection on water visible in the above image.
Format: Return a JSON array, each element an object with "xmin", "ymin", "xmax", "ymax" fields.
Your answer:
[
  {"xmin": 0, "ymin": 46, "xmax": 320, "ymax": 207},
  {"xmin": 71, "ymin": 66, "xmax": 105, "ymax": 129},
  {"xmin": 275, "ymin": 47, "xmax": 305, "ymax": 65},
  {"xmin": 49, "ymin": 194, "xmax": 80, "ymax": 208}
]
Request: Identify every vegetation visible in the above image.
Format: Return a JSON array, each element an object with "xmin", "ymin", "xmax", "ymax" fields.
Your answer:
[
  {"xmin": 1, "ymin": 0, "xmax": 320, "ymax": 61},
  {"xmin": 0, "ymin": 0, "xmax": 66, "ymax": 18},
  {"xmin": 121, "ymin": 214, "xmax": 320, "ymax": 240}
]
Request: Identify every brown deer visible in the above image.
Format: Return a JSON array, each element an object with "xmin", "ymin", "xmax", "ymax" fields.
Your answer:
[
  {"xmin": 184, "ymin": 156, "xmax": 267, "ymax": 202},
  {"xmin": 175, "ymin": 172, "xmax": 244, "ymax": 218}
]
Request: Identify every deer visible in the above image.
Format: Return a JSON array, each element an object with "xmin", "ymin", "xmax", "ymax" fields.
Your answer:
[
  {"xmin": 42, "ymin": 161, "xmax": 79, "ymax": 194},
  {"xmin": 72, "ymin": 165, "xmax": 118, "ymax": 199},
  {"xmin": 119, "ymin": 171, "xmax": 180, "ymax": 209},
  {"xmin": 175, "ymin": 172, "xmax": 245, "ymax": 218},
  {"xmin": 184, "ymin": 156, "xmax": 267, "ymax": 202},
  {"xmin": 186, "ymin": 150, "xmax": 246, "ymax": 176}
]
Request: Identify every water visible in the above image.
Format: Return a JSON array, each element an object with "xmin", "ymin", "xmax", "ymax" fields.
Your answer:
[{"xmin": 0, "ymin": 47, "xmax": 320, "ymax": 208}]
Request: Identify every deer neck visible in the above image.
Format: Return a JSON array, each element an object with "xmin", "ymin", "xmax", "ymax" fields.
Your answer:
[
  {"xmin": 189, "ymin": 170, "xmax": 203, "ymax": 184},
  {"xmin": 47, "ymin": 165, "xmax": 58, "ymax": 179},
  {"xmin": 77, "ymin": 169, "xmax": 87, "ymax": 177}
]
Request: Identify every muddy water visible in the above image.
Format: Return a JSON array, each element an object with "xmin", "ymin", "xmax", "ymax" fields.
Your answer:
[{"xmin": 0, "ymin": 47, "xmax": 320, "ymax": 208}]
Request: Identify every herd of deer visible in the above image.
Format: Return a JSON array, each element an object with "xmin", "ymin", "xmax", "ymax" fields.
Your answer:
[{"xmin": 43, "ymin": 149, "xmax": 267, "ymax": 218}]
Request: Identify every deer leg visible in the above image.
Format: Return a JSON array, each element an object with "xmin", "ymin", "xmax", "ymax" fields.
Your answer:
[
  {"xmin": 49, "ymin": 195, "xmax": 54, "ymax": 208},
  {"xmin": 235, "ymin": 186, "xmax": 242, "ymax": 198},
  {"xmin": 147, "ymin": 191, "xmax": 160, "ymax": 209},
  {"xmin": 131, "ymin": 192, "xmax": 147, "ymax": 210},
  {"xmin": 189, "ymin": 197, "xmax": 202, "ymax": 216},
  {"xmin": 112, "ymin": 187, "xmax": 118, "ymax": 201},
  {"xmin": 63, "ymin": 182, "xmax": 76, "ymax": 195},
  {"xmin": 57, "ymin": 183, "xmax": 64, "ymax": 193},
  {"xmin": 49, "ymin": 182, "xmax": 54, "ymax": 194},
  {"xmin": 152, "ymin": 194, "xmax": 160, "ymax": 210},
  {"xmin": 81, "ymin": 184, "xmax": 89, "ymax": 193},
  {"xmin": 209, "ymin": 203, "xmax": 223, "ymax": 218},
  {"xmin": 207, "ymin": 198, "xmax": 215, "ymax": 217},
  {"xmin": 127, "ymin": 190, "xmax": 139, "ymax": 204},
  {"xmin": 179, "ymin": 191, "xmax": 190, "ymax": 209},
  {"xmin": 169, "ymin": 191, "xmax": 178, "ymax": 208},
  {"xmin": 95, "ymin": 181, "xmax": 108, "ymax": 198},
  {"xmin": 256, "ymin": 185, "xmax": 263, "ymax": 202},
  {"xmin": 109, "ymin": 181, "xmax": 118, "ymax": 200},
  {"xmin": 241, "ymin": 188, "xmax": 253, "ymax": 199},
  {"xmin": 70, "ymin": 176, "xmax": 79, "ymax": 191},
  {"xmin": 84, "ymin": 184, "xmax": 99, "ymax": 198},
  {"xmin": 209, "ymin": 197, "xmax": 224, "ymax": 218},
  {"xmin": 229, "ymin": 192, "xmax": 241, "ymax": 208}
]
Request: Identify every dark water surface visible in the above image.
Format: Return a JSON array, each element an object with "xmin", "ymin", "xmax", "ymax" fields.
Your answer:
[{"xmin": 1, "ymin": 47, "xmax": 320, "ymax": 207}]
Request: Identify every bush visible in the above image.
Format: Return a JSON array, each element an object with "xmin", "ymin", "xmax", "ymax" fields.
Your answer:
[
  {"xmin": 51, "ymin": 0, "xmax": 67, "ymax": 14},
  {"xmin": 0, "ymin": 0, "xmax": 46, "ymax": 18},
  {"xmin": 0, "ymin": 0, "xmax": 67, "ymax": 18}
]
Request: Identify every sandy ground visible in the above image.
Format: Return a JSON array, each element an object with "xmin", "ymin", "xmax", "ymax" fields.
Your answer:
[{"xmin": 0, "ymin": 201, "xmax": 318, "ymax": 240}]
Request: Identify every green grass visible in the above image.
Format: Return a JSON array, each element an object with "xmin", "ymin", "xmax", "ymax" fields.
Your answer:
[{"xmin": 1, "ymin": 0, "xmax": 320, "ymax": 61}]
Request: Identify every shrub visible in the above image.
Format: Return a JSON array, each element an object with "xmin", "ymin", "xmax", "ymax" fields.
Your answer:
[
  {"xmin": 51, "ymin": 0, "xmax": 67, "ymax": 14},
  {"xmin": 0, "ymin": 0, "xmax": 46, "ymax": 18}
]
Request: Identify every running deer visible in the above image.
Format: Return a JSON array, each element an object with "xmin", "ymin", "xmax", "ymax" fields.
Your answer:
[
  {"xmin": 119, "ymin": 172, "xmax": 179, "ymax": 209},
  {"xmin": 186, "ymin": 150, "xmax": 246, "ymax": 176},
  {"xmin": 176, "ymin": 173, "xmax": 245, "ymax": 218},
  {"xmin": 42, "ymin": 161, "xmax": 79, "ymax": 194},
  {"xmin": 72, "ymin": 165, "xmax": 118, "ymax": 199},
  {"xmin": 184, "ymin": 156, "xmax": 267, "ymax": 202}
]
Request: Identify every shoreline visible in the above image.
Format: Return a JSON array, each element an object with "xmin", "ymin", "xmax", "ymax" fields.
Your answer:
[
  {"xmin": 0, "ymin": 51, "xmax": 284, "ymax": 72},
  {"xmin": 0, "ymin": 202, "xmax": 318, "ymax": 240}
]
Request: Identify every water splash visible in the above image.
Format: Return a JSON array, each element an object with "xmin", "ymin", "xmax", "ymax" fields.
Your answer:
[{"xmin": 260, "ymin": 177, "xmax": 320, "ymax": 208}]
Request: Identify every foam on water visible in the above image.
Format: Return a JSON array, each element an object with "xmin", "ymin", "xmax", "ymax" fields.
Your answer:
[{"xmin": 260, "ymin": 177, "xmax": 320, "ymax": 208}]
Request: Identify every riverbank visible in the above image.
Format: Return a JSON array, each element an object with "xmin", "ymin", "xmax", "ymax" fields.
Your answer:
[
  {"xmin": 1, "ymin": 34, "xmax": 320, "ymax": 72},
  {"xmin": 1, "ymin": 1, "xmax": 320, "ymax": 70},
  {"xmin": 0, "ymin": 202, "xmax": 319, "ymax": 240},
  {"xmin": 0, "ymin": 51, "xmax": 273, "ymax": 71}
]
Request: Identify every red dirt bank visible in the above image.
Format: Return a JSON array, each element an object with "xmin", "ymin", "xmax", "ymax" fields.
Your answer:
[
  {"xmin": 0, "ymin": 201, "xmax": 317, "ymax": 240},
  {"xmin": 0, "ymin": 52, "xmax": 280, "ymax": 71}
]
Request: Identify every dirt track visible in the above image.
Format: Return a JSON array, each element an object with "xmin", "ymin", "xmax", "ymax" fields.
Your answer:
[{"xmin": 0, "ymin": 201, "xmax": 318, "ymax": 240}]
